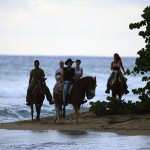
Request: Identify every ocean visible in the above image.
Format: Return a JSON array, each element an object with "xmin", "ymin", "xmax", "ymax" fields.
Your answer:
[
  {"xmin": 0, "ymin": 55, "xmax": 144, "ymax": 123},
  {"xmin": 1, "ymin": 130, "xmax": 150, "ymax": 150},
  {"xmin": 1, "ymin": 55, "xmax": 150, "ymax": 150}
]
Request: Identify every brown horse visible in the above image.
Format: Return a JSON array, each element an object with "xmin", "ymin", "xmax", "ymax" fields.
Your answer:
[
  {"xmin": 30, "ymin": 78, "xmax": 52, "ymax": 120},
  {"xmin": 110, "ymin": 70, "xmax": 124, "ymax": 99},
  {"xmin": 53, "ymin": 76, "xmax": 96, "ymax": 123}
]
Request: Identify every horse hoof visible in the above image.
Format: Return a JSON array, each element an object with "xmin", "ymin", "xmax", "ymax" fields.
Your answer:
[{"xmin": 26, "ymin": 102, "xmax": 31, "ymax": 106}]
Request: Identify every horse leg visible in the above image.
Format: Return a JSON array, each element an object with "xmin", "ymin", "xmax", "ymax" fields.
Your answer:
[
  {"xmin": 73, "ymin": 107, "xmax": 76, "ymax": 115},
  {"xmin": 119, "ymin": 94, "xmax": 122, "ymax": 100},
  {"xmin": 36, "ymin": 104, "xmax": 41, "ymax": 120},
  {"xmin": 62, "ymin": 104, "xmax": 66, "ymax": 117},
  {"xmin": 75, "ymin": 108, "xmax": 80, "ymax": 123},
  {"xmin": 73, "ymin": 106, "xmax": 79, "ymax": 123},
  {"xmin": 54, "ymin": 107, "xmax": 60, "ymax": 123},
  {"xmin": 112, "ymin": 92, "xmax": 116, "ymax": 99},
  {"xmin": 31, "ymin": 104, "xmax": 34, "ymax": 120},
  {"xmin": 60, "ymin": 106, "xmax": 63, "ymax": 117}
]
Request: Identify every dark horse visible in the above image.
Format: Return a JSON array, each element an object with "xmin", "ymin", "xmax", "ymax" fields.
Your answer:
[
  {"xmin": 110, "ymin": 70, "xmax": 124, "ymax": 99},
  {"xmin": 30, "ymin": 78, "xmax": 52, "ymax": 120},
  {"xmin": 53, "ymin": 76, "xmax": 96, "ymax": 123}
]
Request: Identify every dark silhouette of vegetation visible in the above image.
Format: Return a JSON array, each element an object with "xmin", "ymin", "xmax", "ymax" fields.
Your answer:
[
  {"xmin": 89, "ymin": 6, "xmax": 150, "ymax": 116},
  {"xmin": 128, "ymin": 6, "xmax": 150, "ymax": 101},
  {"xmin": 89, "ymin": 97, "xmax": 150, "ymax": 116}
]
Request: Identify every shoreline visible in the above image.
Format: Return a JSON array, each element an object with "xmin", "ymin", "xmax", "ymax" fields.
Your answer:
[{"xmin": 1, "ymin": 112, "xmax": 150, "ymax": 135}]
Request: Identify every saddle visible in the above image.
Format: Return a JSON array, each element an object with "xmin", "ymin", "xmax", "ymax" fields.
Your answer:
[
  {"xmin": 110, "ymin": 76, "xmax": 122, "ymax": 86},
  {"xmin": 53, "ymin": 82, "xmax": 73, "ymax": 95}
]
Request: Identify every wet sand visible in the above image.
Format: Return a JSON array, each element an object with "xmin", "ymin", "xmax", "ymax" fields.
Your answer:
[{"xmin": 1, "ymin": 112, "xmax": 150, "ymax": 135}]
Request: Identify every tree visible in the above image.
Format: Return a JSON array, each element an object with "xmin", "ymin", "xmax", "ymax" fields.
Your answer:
[{"xmin": 129, "ymin": 6, "xmax": 150, "ymax": 101}]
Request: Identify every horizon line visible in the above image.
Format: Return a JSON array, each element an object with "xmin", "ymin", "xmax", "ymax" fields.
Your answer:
[{"xmin": 0, "ymin": 54, "xmax": 137, "ymax": 58}]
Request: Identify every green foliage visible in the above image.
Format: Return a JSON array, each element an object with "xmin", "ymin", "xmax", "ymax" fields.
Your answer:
[
  {"xmin": 89, "ymin": 6, "xmax": 150, "ymax": 116},
  {"xmin": 89, "ymin": 97, "xmax": 150, "ymax": 116},
  {"xmin": 129, "ymin": 6, "xmax": 150, "ymax": 101}
]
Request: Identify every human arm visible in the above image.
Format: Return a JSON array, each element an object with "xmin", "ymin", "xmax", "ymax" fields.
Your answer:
[
  {"xmin": 42, "ymin": 69, "xmax": 45, "ymax": 78},
  {"xmin": 61, "ymin": 70, "xmax": 65, "ymax": 85},
  {"xmin": 111, "ymin": 62, "xmax": 113, "ymax": 70},
  {"xmin": 74, "ymin": 69, "xmax": 76, "ymax": 78},
  {"xmin": 81, "ymin": 68, "xmax": 83, "ymax": 77},
  {"xmin": 29, "ymin": 71, "xmax": 33, "ymax": 85},
  {"xmin": 120, "ymin": 61, "xmax": 125, "ymax": 74}
]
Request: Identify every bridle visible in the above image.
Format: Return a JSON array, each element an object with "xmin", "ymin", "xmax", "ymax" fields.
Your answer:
[{"xmin": 85, "ymin": 77, "xmax": 96, "ymax": 99}]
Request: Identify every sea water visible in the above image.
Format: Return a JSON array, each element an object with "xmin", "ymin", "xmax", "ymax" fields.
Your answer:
[
  {"xmin": 0, "ymin": 129, "xmax": 150, "ymax": 150},
  {"xmin": 0, "ymin": 55, "xmax": 149, "ymax": 150},
  {"xmin": 0, "ymin": 55, "xmax": 145, "ymax": 123}
]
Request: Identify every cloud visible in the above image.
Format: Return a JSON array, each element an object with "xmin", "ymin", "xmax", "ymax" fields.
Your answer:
[{"xmin": 0, "ymin": 0, "xmax": 148, "ymax": 56}]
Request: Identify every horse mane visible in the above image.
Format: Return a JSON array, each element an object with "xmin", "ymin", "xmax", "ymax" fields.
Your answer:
[
  {"xmin": 73, "ymin": 76, "xmax": 95, "ymax": 91},
  {"xmin": 75, "ymin": 76, "xmax": 94, "ymax": 83}
]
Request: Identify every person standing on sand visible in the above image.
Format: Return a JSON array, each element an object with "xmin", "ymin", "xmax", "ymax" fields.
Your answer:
[
  {"xmin": 26, "ymin": 60, "xmax": 54, "ymax": 106},
  {"xmin": 74, "ymin": 59, "xmax": 83, "ymax": 80},
  {"xmin": 105, "ymin": 53, "xmax": 129, "ymax": 94}
]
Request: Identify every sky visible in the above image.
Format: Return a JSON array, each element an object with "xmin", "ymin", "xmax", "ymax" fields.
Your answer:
[{"xmin": 0, "ymin": 0, "xmax": 149, "ymax": 57}]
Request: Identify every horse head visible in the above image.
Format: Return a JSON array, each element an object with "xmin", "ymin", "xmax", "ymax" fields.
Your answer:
[{"xmin": 85, "ymin": 76, "xmax": 97, "ymax": 99}]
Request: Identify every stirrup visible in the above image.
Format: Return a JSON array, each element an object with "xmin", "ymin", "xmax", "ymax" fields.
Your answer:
[
  {"xmin": 82, "ymin": 100, "xmax": 87, "ymax": 104},
  {"xmin": 26, "ymin": 102, "xmax": 31, "ymax": 106},
  {"xmin": 49, "ymin": 101, "xmax": 54, "ymax": 105},
  {"xmin": 105, "ymin": 89, "xmax": 110, "ymax": 94},
  {"xmin": 125, "ymin": 90, "xmax": 129, "ymax": 95}
]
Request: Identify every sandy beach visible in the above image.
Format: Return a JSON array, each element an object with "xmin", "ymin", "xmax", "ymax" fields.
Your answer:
[{"xmin": 1, "ymin": 112, "xmax": 150, "ymax": 135}]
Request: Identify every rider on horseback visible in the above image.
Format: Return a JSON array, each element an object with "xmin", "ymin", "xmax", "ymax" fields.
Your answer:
[
  {"xmin": 26, "ymin": 60, "xmax": 54, "ymax": 106},
  {"xmin": 74, "ymin": 59, "xmax": 83, "ymax": 80},
  {"xmin": 105, "ymin": 53, "xmax": 129, "ymax": 94},
  {"xmin": 55, "ymin": 61, "xmax": 64, "ymax": 84},
  {"xmin": 62, "ymin": 58, "xmax": 76, "ymax": 105}
]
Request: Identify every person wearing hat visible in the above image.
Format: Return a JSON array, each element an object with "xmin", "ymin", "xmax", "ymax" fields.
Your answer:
[
  {"xmin": 75, "ymin": 59, "xmax": 83, "ymax": 80},
  {"xmin": 62, "ymin": 58, "xmax": 76, "ymax": 104}
]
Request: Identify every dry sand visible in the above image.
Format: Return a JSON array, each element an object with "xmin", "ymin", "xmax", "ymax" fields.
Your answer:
[{"xmin": 1, "ymin": 112, "xmax": 150, "ymax": 135}]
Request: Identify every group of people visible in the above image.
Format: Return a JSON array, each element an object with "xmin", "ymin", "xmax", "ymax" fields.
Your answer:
[
  {"xmin": 26, "ymin": 58, "xmax": 83, "ymax": 106},
  {"xmin": 54, "ymin": 58, "xmax": 83, "ymax": 104},
  {"xmin": 26, "ymin": 53, "xmax": 129, "ymax": 106}
]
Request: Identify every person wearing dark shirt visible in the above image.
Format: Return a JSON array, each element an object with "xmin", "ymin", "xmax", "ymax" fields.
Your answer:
[{"xmin": 61, "ymin": 58, "xmax": 76, "ymax": 104}]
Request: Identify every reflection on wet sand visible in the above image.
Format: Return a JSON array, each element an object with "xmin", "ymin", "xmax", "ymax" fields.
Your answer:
[{"xmin": 57, "ymin": 130, "xmax": 88, "ymax": 135}]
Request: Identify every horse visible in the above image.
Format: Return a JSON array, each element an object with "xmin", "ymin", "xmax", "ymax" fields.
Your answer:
[
  {"xmin": 53, "ymin": 76, "xmax": 96, "ymax": 123},
  {"xmin": 30, "ymin": 78, "xmax": 52, "ymax": 120},
  {"xmin": 110, "ymin": 70, "xmax": 124, "ymax": 99}
]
